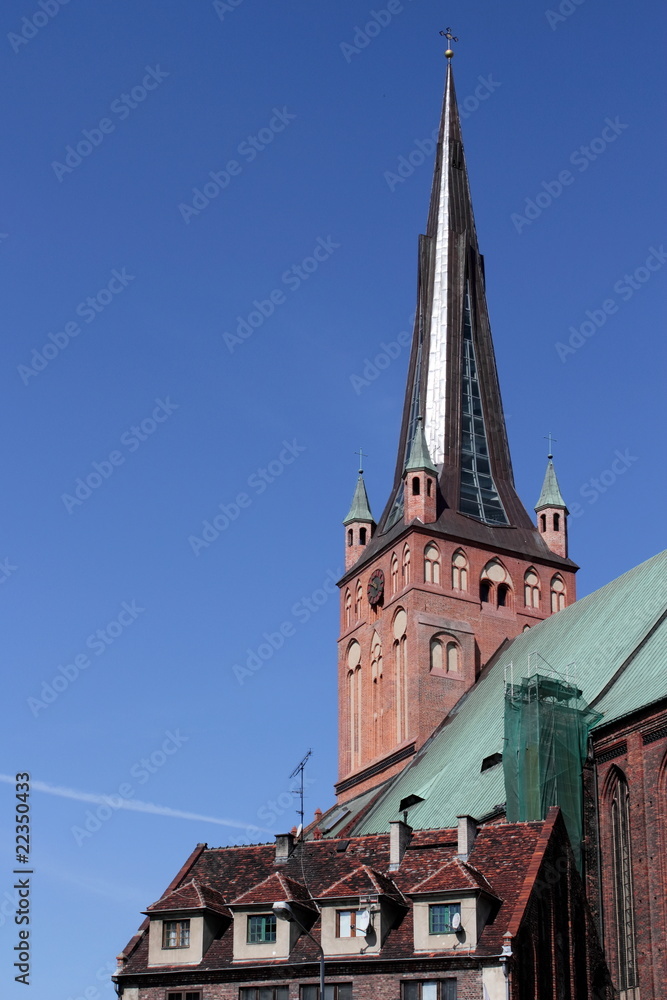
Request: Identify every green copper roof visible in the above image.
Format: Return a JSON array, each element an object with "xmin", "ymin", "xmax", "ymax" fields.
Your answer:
[
  {"xmin": 404, "ymin": 417, "xmax": 437, "ymax": 475},
  {"xmin": 535, "ymin": 458, "xmax": 567, "ymax": 511},
  {"xmin": 343, "ymin": 473, "xmax": 375, "ymax": 526},
  {"xmin": 350, "ymin": 550, "xmax": 667, "ymax": 834}
]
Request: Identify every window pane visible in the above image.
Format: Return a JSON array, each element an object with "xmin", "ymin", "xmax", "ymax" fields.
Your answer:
[
  {"xmin": 337, "ymin": 986, "xmax": 353, "ymax": 1000},
  {"xmin": 422, "ymin": 984, "xmax": 438, "ymax": 1000},
  {"xmin": 259, "ymin": 990, "xmax": 274, "ymax": 1000},
  {"xmin": 276, "ymin": 990, "xmax": 289, "ymax": 1000},
  {"xmin": 301, "ymin": 987, "xmax": 318, "ymax": 1000},
  {"xmin": 239, "ymin": 992, "xmax": 255, "ymax": 1000},
  {"xmin": 402, "ymin": 985, "xmax": 419, "ymax": 1000},
  {"xmin": 442, "ymin": 982, "xmax": 457, "ymax": 1000},
  {"xmin": 338, "ymin": 910, "xmax": 352, "ymax": 937},
  {"xmin": 248, "ymin": 914, "xmax": 276, "ymax": 943}
]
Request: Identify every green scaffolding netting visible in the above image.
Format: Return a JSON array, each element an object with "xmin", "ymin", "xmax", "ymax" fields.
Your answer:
[{"xmin": 503, "ymin": 673, "xmax": 602, "ymax": 869}]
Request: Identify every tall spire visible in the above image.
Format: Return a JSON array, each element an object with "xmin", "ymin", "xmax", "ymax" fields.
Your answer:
[
  {"xmin": 378, "ymin": 54, "xmax": 537, "ymax": 541},
  {"xmin": 343, "ymin": 471, "xmax": 374, "ymax": 525}
]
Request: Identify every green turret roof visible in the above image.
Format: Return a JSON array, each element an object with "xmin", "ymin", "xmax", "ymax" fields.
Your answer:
[
  {"xmin": 404, "ymin": 417, "xmax": 437, "ymax": 475},
  {"xmin": 343, "ymin": 473, "xmax": 375, "ymax": 526},
  {"xmin": 535, "ymin": 457, "xmax": 567, "ymax": 512}
]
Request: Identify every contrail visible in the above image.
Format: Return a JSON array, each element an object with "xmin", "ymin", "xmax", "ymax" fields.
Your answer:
[{"xmin": 0, "ymin": 774, "xmax": 270, "ymax": 832}]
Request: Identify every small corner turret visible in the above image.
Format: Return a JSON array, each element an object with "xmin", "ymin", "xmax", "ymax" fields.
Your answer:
[
  {"xmin": 343, "ymin": 466, "xmax": 376, "ymax": 571},
  {"xmin": 403, "ymin": 416, "xmax": 437, "ymax": 524},
  {"xmin": 535, "ymin": 454, "xmax": 569, "ymax": 558}
]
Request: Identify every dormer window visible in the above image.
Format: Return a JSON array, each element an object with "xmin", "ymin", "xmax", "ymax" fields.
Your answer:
[
  {"xmin": 247, "ymin": 913, "xmax": 276, "ymax": 943},
  {"xmin": 162, "ymin": 919, "xmax": 190, "ymax": 949},
  {"xmin": 336, "ymin": 909, "xmax": 364, "ymax": 937},
  {"xmin": 429, "ymin": 903, "xmax": 460, "ymax": 934}
]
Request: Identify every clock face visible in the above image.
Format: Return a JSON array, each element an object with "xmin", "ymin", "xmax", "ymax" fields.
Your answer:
[{"xmin": 367, "ymin": 569, "xmax": 385, "ymax": 606}]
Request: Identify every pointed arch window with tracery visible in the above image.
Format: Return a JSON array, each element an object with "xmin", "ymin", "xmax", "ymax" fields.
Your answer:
[
  {"xmin": 370, "ymin": 632, "xmax": 383, "ymax": 756},
  {"xmin": 524, "ymin": 569, "xmax": 540, "ymax": 609},
  {"xmin": 347, "ymin": 641, "xmax": 362, "ymax": 770},
  {"xmin": 390, "ymin": 553, "xmax": 399, "ymax": 595},
  {"xmin": 452, "ymin": 548, "xmax": 469, "ymax": 591},
  {"xmin": 610, "ymin": 772, "xmax": 638, "ymax": 996},
  {"xmin": 344, "ymin": 589, "xmax": 352, "ymax": 628},
  {"xmin": 550, "ymin": 574, "xmax": 566, "ymax": 612},
  {"xmin": 424, "ymin": 543, "xmax": 441, "ymax": 584},
  {"xmin": 393, "ymin": 609, "xmax": 408, "ymax": 743},
  {"xmin": 480, "ymin": 558, "xmax": 513, "ymax": 609},
  {"xmin": 402, "ymin": 545, "xmax": 411, "ymax": 586}
]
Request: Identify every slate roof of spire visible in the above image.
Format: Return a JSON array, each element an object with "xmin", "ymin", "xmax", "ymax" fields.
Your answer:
[
  {"xmin": 344, "ymin": 61, "xmax": 576, "ymax": 578},
  {"xmin": 535, "ymin": 457, "xmax": 568, "ymax": 511},
  {"xmin": 343, "ymin": 472, "xmax": 375, "ymax": 526}
]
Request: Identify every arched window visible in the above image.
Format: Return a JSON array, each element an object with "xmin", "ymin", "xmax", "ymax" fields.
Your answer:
[
  {"xmin": 371, "ymin": 632, "xmax": 383, "ymax": 756},
  {"xmin": 424, "ymin": 543, "xmax": 441, "ymax": 584},
  {"xmin": 609, "ymin": 771, "xmax": 638, "ymax": 994},
  {"xmin": 553, "ymin": 512, "xmax": 560, "ymax": 531},
  {"xmin": 524, "ymin": 569, "xmax": 540, "ymax": 609},
  {"xmin": 497, "ymin": 583, "xmax": 511, "ymax": 608},
  {"xmin": 427, "ymin": 478, "xmax": 432, "ymax": 496},
  {"xmin": 550, "ymin": 574, "xmax": 566, "ymax": 612},
  {"xmin": 523, "ymin": 624, "xmax": 531, "ymax": 632},
  {"xmin": 355, "ymin": 580, "xmax": 363, "ymax": 619},
  {"xmin": 347, "ymin": 528, "xmax": 353, "ymax": 547},
  {"xmin": 390, "ymin": 553, "xmax": 399, "ymax": 595},
  {"xmin": 452, "ymin": 549, "xmax": 469, "ymax": 591},
  {"xmin": 393, "ymin": 609, "xmax": 408, "ymax": 742},
  {"xmin": 540, "ymin": 514, "xmax": 547, "ymax": 532},
  {"xmin": 359, "ymin": 527, "xmax": 367, "ymax": 545},
  {"xmin": 412, "ymin": 476, "xmax": 420, "ymax": 496},
  {"xmin": 402, "ymin": 545, "xmax": 411, "ymax": 586},
  {"xmin": 446, "ymin": 641, "xmax": 459, "ymax": 672},
  {"xmin": 429, "ymin": 637, "xmax": 443, "ymax": 672},
  {"xmin": 347, "ymin": 641, "xmax": 362, "ymax": 769},
  {"xmin": 481, "ymin": 558, "xmax": 512, "ymax": 609},
  {"xmin": 344, "ymin": 589, "xmax": 352, "ymax": 628}
]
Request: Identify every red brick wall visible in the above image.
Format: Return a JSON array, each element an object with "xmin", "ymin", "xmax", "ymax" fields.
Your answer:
[
  {"xmin": 592, "ymin": 702, "xmax": 667, "ymax": 1000},
  {"xmin": 337, "ymin": 527, "xmax": 577, "ymax": 798}
]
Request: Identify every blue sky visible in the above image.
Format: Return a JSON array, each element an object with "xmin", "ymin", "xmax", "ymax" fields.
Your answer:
[{"xmin": 0, "ymin": 0, "xmax": 665, "ymax": 995}]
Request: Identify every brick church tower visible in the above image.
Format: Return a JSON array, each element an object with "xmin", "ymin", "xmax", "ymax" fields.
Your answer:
[{"xmin": 336, "ymin": 58, "xmax": 578, "ymax": 803}]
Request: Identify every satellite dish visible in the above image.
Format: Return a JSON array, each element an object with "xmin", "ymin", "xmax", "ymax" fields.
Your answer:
[
  {"xmin": 451, "ymin": 912, "xmax": 462, "ymax": 931},
  {"xmin": 295, "ymin": 824, "xmax": 303, "ymax": 839},
  {"xmin": 356, "ymin": 909, "xmax": 371, "ymax": 934}
]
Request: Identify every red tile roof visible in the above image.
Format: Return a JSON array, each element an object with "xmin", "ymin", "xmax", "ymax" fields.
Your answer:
[
  {"xmin": 118, "ymin": 818, "xmax": 560, "ymax": 974},
  {"xmin": 146, "ymin": 879, "xmax": 230, "ymax": 917}
]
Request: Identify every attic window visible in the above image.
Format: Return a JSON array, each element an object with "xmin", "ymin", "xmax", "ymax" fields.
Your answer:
[
  {"xmin": 247, "ymin": 913, "xmax": 276, "ymax": 943},
  {"xmin": 162, "ymin": 919, "xmax": 190, "ymax": 949},
  {"xmin": 429, "ymin": 902, "xmax": 461, "ymax": 934},
  {"xmin": 321, "ymin": 807, "xmax": 350, "ymax": 834},
  {"xmin": 336, "ymin": 839, "xmax": 351, "ymax": 853},
  {"xmin": 481, "ymin": 752, "xmax": 503, "ymax": 772}
]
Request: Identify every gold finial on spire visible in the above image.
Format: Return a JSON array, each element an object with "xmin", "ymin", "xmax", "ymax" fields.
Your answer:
[{"xmin": 439, "ymin": 26, "xmax": 458, "ymax": 58}]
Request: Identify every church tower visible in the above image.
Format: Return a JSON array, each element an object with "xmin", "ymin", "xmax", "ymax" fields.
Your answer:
[{"xmin": 336, "ymin": 54, "xmax": 578, "ymax": 803}]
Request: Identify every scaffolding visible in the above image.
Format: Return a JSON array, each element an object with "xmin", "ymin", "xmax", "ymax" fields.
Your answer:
[{"xmin": 503, "ymin": 659, "xmax": 601, "ymax": 869}]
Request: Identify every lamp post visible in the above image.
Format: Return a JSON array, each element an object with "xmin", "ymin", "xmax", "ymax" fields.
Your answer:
[{"xmin": 273, "ymin": 900, "xmax": 325, "ymax": 999}]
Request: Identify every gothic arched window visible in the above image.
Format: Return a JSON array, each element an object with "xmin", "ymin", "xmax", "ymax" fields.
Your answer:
[
  {"xmin": 371, "ymin": 632, "xmax": 383, "ymax": 756},
  {"xmin": 481, "ymin": 558, "xmax": 512, "ymax": 609},
  {"xmin": 429, "ymin": 637, "xmax": 443, "ymax": 672},
  {"xmin": 550, "ymin": 574, "xmax": 566, "ymax": 612},
  {"xmin": 390, "ymin": 553, "xmax": 399, "ymax": 595},
  {"xmin": 452, "ymin": 549, "xmax": 469, "ymax": 591},
  {"xmin": 347, "ymin": 641, "xmax": 362, "ymax": 769},
  {"xmin": 610, "ymin": 772, "xmax": 638, "ymax": 994},
  {"xmin": 355, "ymin": 580, "xmax": 363, "ymax": 619},
  {"xmin": 393, "ymin": 609, "xmax": 408, "ymax": 742},
  {"xmin": 446, "ymin": 641, "xmax": 459, "ymax": 672},
  {"xmin": 344, "ymin": 589, "xmax": 352, "ymax": 628},
  {"xmin": 347, "ymin": 528, "xmax": 353, "ymax": 547},
  {"xmin": 424, "ymin": 543, "xmax": 441, "ymax": 585},
  {"xmin": 402, "ymin": 545, "xmax": 411, "ymax": 586},
  {"xmin": 524, "ymin": 569, "xmax": 540, "ymax": 609}
]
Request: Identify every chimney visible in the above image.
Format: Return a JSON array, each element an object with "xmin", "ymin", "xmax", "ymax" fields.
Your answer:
[
  {"xmin": 389, "ymin": 820, "xmax": 412, "ymax": 870},
  {"xmin": 457, "ymin": 815, "xmax": 477, "ymax": 861},
  {"xmin": 274, "ymin": 832, "xmax": 295, "ymax": 865}
]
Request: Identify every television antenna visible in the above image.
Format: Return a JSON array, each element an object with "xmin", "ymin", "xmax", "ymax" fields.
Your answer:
[{"xmin": 289, "ymin": 749, "xmax": 312, "ymax": 834}]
